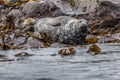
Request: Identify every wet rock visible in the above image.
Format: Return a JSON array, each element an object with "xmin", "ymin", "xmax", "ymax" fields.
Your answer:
[
  {"xmin": 1, "ymin": 44, "xmax": 11, "ymax": 50},
  {"xmin": 22, "ymin": 1, "xmax": 43, "ymax": 17},
  {"xmin": 91, "ymin": 29, "xmax": 110, "ymax": 35},
  {"xmin": 50, "ymin": 54, "xmax": 57, "ymax": 56},
  {"xmin": 50, "ymin": 0, "xmax": 98, "ymax": 16},
  {"xmin": 99, "ymin": 34, "xmax": 120, "ymax": 43},
  {"xmin": 0, "ymin": 59, "xmax": 14, "ymax": 62},
  {"xmin": 36, "ymin": 78, "xmax": 56, "ymax": 80},
  {"xmin": 98, "ymin": 18, "xmax": 120, "ymax": 28},
  {"xmin": 34, "ymin": 16, "xmax": 88, "ymax": 44},
  {"xmin": 0, "ymin": 54, "xmax": 6, "ymax": 58},
  {"xmin": 111, "ymin": 33, "xmax": 120, "ymax": 40},
  {"xmin": 87, "ymin": 44, "xmax": 101, "ymax": 55},
  {"xmin": 104, "ymin": 39, "xmax": 120, "ymax": 43},
  {"xmin": 0, "ymin": 54, "xmax": 14, "ymax": 62},
  {"xmin": 85, "ymin": 35, "xmax": 99, "ymax": 44},
  {"xmin": 73, "ymin": 0, "xmax": 120, "ymax": 22},
  {"xmin": 25, "ymin": 37, "xmax": 44, "ymax": 48},
  {"xmin": 8, "ymin": 9, "xmax": 23, "ymax": 18},
  {"xmin": 50, "ymin": 43, "xmax": 67, "ymax": 48},
  {"xmin": 22, "ymin": 0, "xmax": 64, "ymax": 17},
  {"xmin": 23, "ymin": 18, "xmax": 36, "ymax": 27},
  {"xmin": 12, "ymin": 36, "xmax": 27, "ymax": 46},
  {"xmin": 14, "ymin": 52, "xmax": 33, "ymax": 57},
  {"xmin": 58, "ymin": 47, "xmax": 76, "ymax": 56}
]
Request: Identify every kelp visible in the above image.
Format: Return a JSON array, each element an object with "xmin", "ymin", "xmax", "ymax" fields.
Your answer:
[
  {"xmin": 87, "ymin": 44, "xmax": 101, "ymax": 55},
  {"xmin": 58, "ymin": 47, "xmax": 76, "ymax": 56}
]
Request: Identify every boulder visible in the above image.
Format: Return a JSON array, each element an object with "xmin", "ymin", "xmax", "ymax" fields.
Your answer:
[
  {"xmin": 34, "ymin": 16, "xmax": 88, "ymax": 44},
  {"xmin": 85, "ymin": 35, "xmax": 99, "ymax": 44},
  {"xmin": 25, "ymin": 37, "xmax": 44, "ymax": 48},
  {"xmin": 8, "ymin": 9, "xmax": 23, "ymax": 18},
  {"xmin": 59, "ymin": 0, "xmax": 120, "ymax": 20},
  {"xmin": 22, "ymin": 0, "xmax": 64, "ymax": 17},
  {"xmin": 87, "ymin": 44, "xmax": 101, "ymax": 55}
]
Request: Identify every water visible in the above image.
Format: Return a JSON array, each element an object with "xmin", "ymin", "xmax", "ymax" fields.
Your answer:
[{"xmin": 0, "ymin": 43, "xmax": 120, "ymax": 80}]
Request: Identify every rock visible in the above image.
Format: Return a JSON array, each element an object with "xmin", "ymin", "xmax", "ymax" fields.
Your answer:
[
  {"xmin": 0, "ymin": 54, "xmax": 6, "ymax": 58},
  {"xmin": 25, "ymin": 37, "xmax": 44, "ymax": 48},
  {"xmin": 71, "ymin": 0, "xmax": 120, "ymax": 21},
  {"xmin": 22, "ymin": 0, "xmax": 64, "ymax": 17},
  {"xmin": 0, "ymin": 54, "xmax": 14, "ymax": 62},
  {"xmin": 50, "ymin": 43, "xmax": 67, "ymax": 48},
  {"xmin": 91, "ymin": 29, "xmax": 110, "ymax": 35},
  {"xmin": 87, "ymin": 44, "xmax": 101, "ymax": 55},
  {"xmin": 111, "ymin": 33, "xmax": 120, "ymax": 40},
  {"xmin": 85, "ymin": 35, "xmax": 99, "ymax": 44},
  {"xmin": 0, "ymin": 59, "xmax": 14, "ymax": 62},
  {"xmin": 12, "ymin": 36, "xmax": 27, "ymax": 46},
  {"xmin": 50, "ymin": 54, "xmax": 57, "ymax": 56},
  {"xmin": 58, "ymin": 47, "xmax": 76, "ymax": 56},
  {"xmin": 99, "ymin": 34, "xmax": 120, "ymax": 43},
  {"xmin": 14, "ymin": 52, "xmax": 33, "ymax": 57},
  {"xmin": 96, "ymin": 0, "xmax": 120, "ymax": 20},
  {"xmin": 98, "ymin": 18, "xmax": 120, "ymax": 28},
  {"xmin": 8, "ymin": 9, "xmax": 23, "ymax": 18},
  {"xmin": 34, "ymin": 16, "xmax": 88, "ymax": 44},
  {"xmin": 1, "ymin": 44, "xmax": 11, "ymax": 50},
  {"xmin": 23, "ymin": 18, "xmax": 36, "ymax": 27}
]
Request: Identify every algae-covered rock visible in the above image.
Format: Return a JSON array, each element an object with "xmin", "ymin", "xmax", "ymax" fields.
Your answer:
[
  {"xmin": 87, "ymin": 44, "xmax": 101, "ymax": 55},
  {"xmin": 58, "ymin": 47, "xmax": 76, "ymax": 56},
  {"xmin": 34, "ymin": 16, "xmax": 88, "ymax": 44},
  {"xmin": 85, "ymin": 35, "xmax": 99, "ymax": 44}
]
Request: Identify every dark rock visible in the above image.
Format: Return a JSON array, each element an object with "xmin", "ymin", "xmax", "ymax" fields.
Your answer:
[
  {"xmin": 98, "ymin": 18, "xmax": 120, "ymax": 28},
  {"xmin": 2, "ymin": 44, "xmax": 11, "ymax": 50},
  {"xmin": 50, "ymin": 54, "xmax": 57, "ymax": 56},
  {"xmin": 0, "ymin": 54, "xmax": 6, "ymax": 58},
  {"xmin": 14, "ymin": 52, "xmax": 33, "ymax": 57},
  {"xmin": 0, "ymin": 59, "xmax": 14, "ymax": 62},
  {"xmin": 34, "ymin": 16, "xmax": 88, "ymax": 44}
]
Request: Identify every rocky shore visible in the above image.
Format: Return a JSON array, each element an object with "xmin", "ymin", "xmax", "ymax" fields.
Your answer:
[{"xmin": 0, "ymin": 0, "xmax": 120, "ymax": 50}]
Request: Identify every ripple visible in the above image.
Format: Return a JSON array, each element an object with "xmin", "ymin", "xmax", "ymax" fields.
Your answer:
[{"xmin": 0, "ymin": 43, "xmax": 120, "ymax": 80}]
